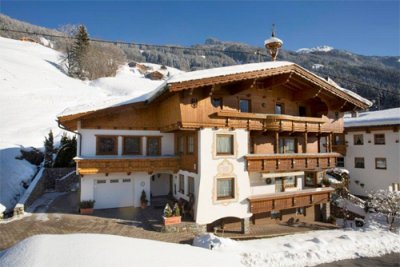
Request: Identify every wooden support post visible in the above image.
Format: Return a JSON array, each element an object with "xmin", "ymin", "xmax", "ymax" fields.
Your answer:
[
  {"xmin": 329, "ymin": 133, "xmax": 333, "ymax": 152},
  {"xmin": 274, "ymin": 132, "xmax": 280, "ymax": 154},
  {"xmin": 317, "ymin": 134, "xmax": 321, "ymax": 153},
  {"xmin": 304, "ymin": 132, "xmax": 308, "ymax": 153}
]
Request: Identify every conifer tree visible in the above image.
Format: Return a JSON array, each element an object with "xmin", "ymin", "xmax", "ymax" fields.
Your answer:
[
  {"xmin": 69, "ymin": 25, "xmax": 90, "ymax": 79},
  {"xmin": 44, "ymin": 130, "xmax": 55, "ymax": 167}
]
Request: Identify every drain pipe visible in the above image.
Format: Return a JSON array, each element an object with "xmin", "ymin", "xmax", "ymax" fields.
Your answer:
[{"xmin": 57, "ymin": 119, "xmax": 82, "ymax": 157}]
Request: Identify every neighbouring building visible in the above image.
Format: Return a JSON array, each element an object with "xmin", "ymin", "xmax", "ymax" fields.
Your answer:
[
  {"xmin": 343, "ymin": 108, "xmax": 400, "ymax": 197},
  {"xmin": 57, "ymin": 61, "xmax": 371, "ymax": 233}
]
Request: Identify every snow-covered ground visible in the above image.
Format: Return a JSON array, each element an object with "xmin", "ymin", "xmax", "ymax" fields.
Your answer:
[
  {"xmin": 1, "ymin": 215, "xmax": 399, "ymax": 267},
  {"xmin": 0, "ymin": 36, "xmax": 179, "ymax": 211},
  {"xmin": 0, "ymin": 234, "xmax": 241, "ymax": 267}
]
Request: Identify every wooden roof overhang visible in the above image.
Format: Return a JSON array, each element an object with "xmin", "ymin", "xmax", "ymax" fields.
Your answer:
[{"xmin": 167, "ymin": 64, "xmax": 371, "ymax": 111}]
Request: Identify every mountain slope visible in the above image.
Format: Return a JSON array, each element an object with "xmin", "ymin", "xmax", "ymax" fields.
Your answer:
[{"xmin": 0, "ymin": 36, "xmax": 178, "ymax": 210}]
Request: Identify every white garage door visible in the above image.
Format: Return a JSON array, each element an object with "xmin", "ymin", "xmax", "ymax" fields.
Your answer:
[{"xmin": 94, "ymin": 178, "xmax": 134, "ymax": 209}]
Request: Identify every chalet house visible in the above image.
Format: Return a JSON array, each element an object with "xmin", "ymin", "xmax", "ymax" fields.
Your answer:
[
  {"xmin": 57, "ymin": 61, "xmax": 371, "ymax": 232},
  {"xmin": 342, "ymin": 108, "xmax": 400, "ymax": 197}
]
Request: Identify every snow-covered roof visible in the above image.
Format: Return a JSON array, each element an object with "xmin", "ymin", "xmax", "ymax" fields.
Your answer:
[
  {"xmin": 59, "ymin": 61, "xmax": 372, "ymax": 120},
  {"xmin": 344, "ymin": 108, "xmax": 400, "ymax": 128},
  {"xmin": 167, "ymin": 61, "xmax": 293, "ymax": 84}
]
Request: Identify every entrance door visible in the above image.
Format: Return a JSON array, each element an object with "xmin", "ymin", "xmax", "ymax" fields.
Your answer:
[{"xmin": 275, "ymin": 178, "xmax": 284, "ymax": 192}]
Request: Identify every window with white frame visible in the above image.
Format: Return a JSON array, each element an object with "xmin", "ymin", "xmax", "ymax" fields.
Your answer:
[
  {"xmin": 216, "ymin": 134, "xmax": 234, "ymax": 155},
  {"xmin": 355, "ymin": 157, "xmax": 365, "ymax": 168},
  {"xmin": 375, "ymin": 158, "xmax": 387, "ymax": 170},
  {"xmin": 353, "ymin": 134, "xmax": 363, "ymax": 145},
  {"xmin": 374, "ymin": 134, "xmax": 385, "ymax": 145},
  {"xmin": 216, "ymin": 178, "xmax": 234, "ymax": 200}
]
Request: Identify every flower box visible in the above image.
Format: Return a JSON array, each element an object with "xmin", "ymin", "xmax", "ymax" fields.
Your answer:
[
  {"xmin": 163, "ymin": 216, "xmax": 181, "ymax": 225},
  {"xmin": 80, "ymin": 208, "xmax": 94, "ymax": 215}
]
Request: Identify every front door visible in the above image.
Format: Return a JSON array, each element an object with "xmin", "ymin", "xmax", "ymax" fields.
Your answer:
[{"xmin": 275, "ymin": 178, "xmax": 284, "ymax": 192}]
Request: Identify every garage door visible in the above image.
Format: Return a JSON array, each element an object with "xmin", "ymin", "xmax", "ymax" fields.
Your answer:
[{"xmin": 94, "ymin": 178, "xmax": 134, "ymax": 209}]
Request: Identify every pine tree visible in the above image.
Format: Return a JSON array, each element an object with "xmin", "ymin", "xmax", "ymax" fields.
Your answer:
[
  {"xmin": 69, "ymin": 25, "xmax": 90, "ymax": 79},
  {"xmin": 44, "ymin": 130, "xmax": 55, "ymax": 168}
]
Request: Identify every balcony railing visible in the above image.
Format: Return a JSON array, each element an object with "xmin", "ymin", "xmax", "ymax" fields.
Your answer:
[
  {"xmin": 248, "ymin": 187, "xmax": 334, "ymax": 214},
  {"xmin": 245, "ymin": 152, "xmax": 340, "ymax": 173},
  {"xmin": 75, "ymin": 156, "xmax": 180, "ymax": 175},
  {"xmin": 213, "ymin": 111, "xmax": 339, "ymax": 133}
]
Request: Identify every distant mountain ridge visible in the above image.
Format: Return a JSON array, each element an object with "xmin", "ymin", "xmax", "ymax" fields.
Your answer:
[{"xmin": 1, "ymin": 13, "xmax": 399, "ymax": 109}]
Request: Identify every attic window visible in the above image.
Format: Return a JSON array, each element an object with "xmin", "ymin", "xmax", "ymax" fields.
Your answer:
[
  {"xmin": 211, "ymin": 97, "xmax": 222, "ymax": 108},
  {"xmin": 239, "ymin": 99, "xmax": 251, "ymax": 113}
]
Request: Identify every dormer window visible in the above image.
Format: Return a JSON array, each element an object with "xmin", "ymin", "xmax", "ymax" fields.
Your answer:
[{"xmin": 239, "ymin": 99, "xmax": 251, "ymax": 113}]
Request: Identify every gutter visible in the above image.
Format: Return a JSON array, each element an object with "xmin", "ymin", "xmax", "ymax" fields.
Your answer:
[{"xmin": 57, "ymin": 119, "xmax": 82, "ymax": 157}]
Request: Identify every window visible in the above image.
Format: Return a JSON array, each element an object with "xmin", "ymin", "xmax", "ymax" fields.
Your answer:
[
  {"xmin": 147, "ymin": 136, "xmax": 161, "ymax": 156},
  {"xmin": 355, "ymin": 157, "xmax": 365, "ymax": 168},
  {"xmin": 96, "ymin": 136, "xmax": 118, "ymax": 155},
  {"xmin": 96, "ymin": 180, "xmax": 106, "ymax": 184},
  {"xmin": 188, "ymin": 176, "xmax": 195, "ymax": 195},
  {"xmin": 275, "ymin": 103, "xmax": 284, "ymax": 114},
  {"xmin": 217, "ymin": 178, "xmax": 234, "ymax": 200},
  {"xmin": 123, "ymin": 136, "xmax": 141, "ymax": 155},
  {"xmin": 216, "ymin": 134, "xmax": 234, "ymax": 155},
  {"xmin": 299, "ymin": 106, "xmax": 306, "ymax": 117},
  {"xmin": 374, "ymin": 134, "xmax": 385, "ymax": 145},
  {"xmin": 110, "ymin": 179, "xmax": 119, "ymax": 183},
  {"xmin": 122, "ymin": 179, "xmax": 131, "ymax": 183},
  {"xmin": 375, "ymin": 158, "xmax": 387, "ymax": 170},
  {"xmin": 353, "ymin": 134, "xmax": 363, "ymax": 145},
  {"xmin": 179, "ymin": 174, "xmax": 185, "ymax": 193},
  {"xmin": 211, "ymin": 97, "xmax": 222, "ymax": 108},
  {"xmin": 337, "ymin": 157, "xmax": 345, "ymax": 167},
  {"xmin": 279, "ymin": 138, "xmax": 297, "ymax": 154},
  {"xmin": 305, "ymin": 172, "xmax": 315, "ymax": 187},
  {"xmin": 239, "ymin": 99, "xmax": 251, "ymax": 112},
  {"xmin": 271, "ymin": 211, "xmax": 281, "ymax": 219},
  {"xmin": 178, "ymin": 136, "xmax": 185, "ymax": 154},
  {"xmin": 284, "ymin": 176, "xmax": 297, "ymax": 188},
  {"xmin": 187, "ymin": 135, "xmax": 194, "ymax": 154}
]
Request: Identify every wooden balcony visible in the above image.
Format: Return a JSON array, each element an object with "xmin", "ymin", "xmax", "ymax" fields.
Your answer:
[
  {"xmin": 245, "ymin": 152, "xmax": 340, "ymax": 173},
  {"xmin": 248, "ymin": 187, "xmax": 334, "ymax": 214},
  {"xmin": 75, "ymin": 156, "xmax": 180, "ymax": 175},
  {"xmin": 332, "ymin": 144, "xmax": 347, "ymax": 156},
  {"xmin": 213, "ymin": 111, "xmax": 339, "ymax": 133}
]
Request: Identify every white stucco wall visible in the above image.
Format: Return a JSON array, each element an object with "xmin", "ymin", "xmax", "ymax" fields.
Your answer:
[
  {"xmin": 345, "ymin": 129, "xmax": 400, "ymax": 196},
  {"xmin": 79, "ymin": 129, "xmax": 174, "ymax": 157},
  {"xmin": 81, "ymin": 172, "xmax": 151, "ymax": 208},
  {"xmin": 195, "ymin": 128, "xmax": 252, "ymax": 225}
]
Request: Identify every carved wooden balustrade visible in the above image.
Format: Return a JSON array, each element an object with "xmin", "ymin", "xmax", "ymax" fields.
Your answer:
[
  {"xmin": 248, "ymin": 187, "xmax": 334, "ymax": 214},
  {"xmin": 245, "ymin": 152, "xmax": 340, "ymax": 173},
  {"xmin": 210, "ymin": 111, "xmax": 340, "ymax": 133},
  {"xmin": 75, "ymin": 156, "xmax": 180, "ymax": 175}
]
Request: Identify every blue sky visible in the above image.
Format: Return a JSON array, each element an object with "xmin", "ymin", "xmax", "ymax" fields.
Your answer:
[{"xmin": 1, "ymin": 1, "xmax": 399, "ymax": 56}]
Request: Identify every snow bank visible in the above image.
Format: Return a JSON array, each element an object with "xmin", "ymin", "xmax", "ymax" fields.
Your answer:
[
  {"xmin": 0, "ymin": 234, "xmax": 241, "ymax": 267},
  {"xmin": 194, "ymin": 226, "xmax": 400, "ymax": 267},
  {"xmin": 0, "ymin": 146, "xmax": 37, "ymax": 210}
]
